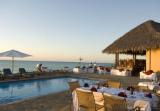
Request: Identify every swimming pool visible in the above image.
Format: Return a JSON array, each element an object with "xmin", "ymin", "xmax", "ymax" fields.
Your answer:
[{"xmin": 0, "ymin": 77, "xmax": 98, "ymax": 104}]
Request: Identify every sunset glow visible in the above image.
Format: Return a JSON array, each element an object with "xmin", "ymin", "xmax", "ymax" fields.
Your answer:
[{"xmin": 0, "ymin": 0, "xmax": 159, "ymax": 62}]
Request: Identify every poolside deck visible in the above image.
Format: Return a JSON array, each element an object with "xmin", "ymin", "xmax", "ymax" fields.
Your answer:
[
  {"xmin": 0, "ymin": 91, "xmax": 70, "ymax": 111},
  {"xmin": 67, "ymin": 73, "xmax": 152, "ymax": 88},
  {"xmin": 0, "ymin": 72, "xmax": 151, "ymax": 87},
  {"xmin": 0, "ymin": 72, "xmax": 158, "ymax": 111}
]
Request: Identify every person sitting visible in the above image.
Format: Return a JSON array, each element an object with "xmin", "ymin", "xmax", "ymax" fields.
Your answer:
[
  {"xmin": 36, "ymin": 64, "xmax": 50, "ymax": 73},
  {"xmin": 36, "ymin": 64, "xmax": 43, "ymax": 72}
]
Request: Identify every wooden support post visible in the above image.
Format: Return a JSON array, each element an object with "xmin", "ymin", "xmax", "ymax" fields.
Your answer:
[
  {"xmin": 149, "ymin": 49, "xmax": 151, "ymax": 70},
  {"xmin": 133, "ymin": 54, "xmax": 136, "ymax": 66},
  {"xmin": 115, "ymin": 53, "xmax": 119, "ymax": 68}
]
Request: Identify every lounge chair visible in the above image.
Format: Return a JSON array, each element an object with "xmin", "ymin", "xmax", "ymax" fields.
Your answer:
[
  {"xmin": 0, "ymin": 73, "xmax": 4, "ymax": 80},
  {"xmin": 19, "ymin": 68, "xmax": 34, "ymax": 78},
  {"xmin": 3, "ymin": 68, "xmax": 19, "ymax": 79}
]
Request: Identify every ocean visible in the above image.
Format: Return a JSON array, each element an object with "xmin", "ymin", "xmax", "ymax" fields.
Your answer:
[{"xmin": 0, "ymin": 60, "xmax": 113, "ymax": 73}]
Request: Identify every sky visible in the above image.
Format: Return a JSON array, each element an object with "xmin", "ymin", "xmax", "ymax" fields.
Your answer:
[{"xmin": 0, "ymin": 0, "xmax": 160, "ymax": 63}]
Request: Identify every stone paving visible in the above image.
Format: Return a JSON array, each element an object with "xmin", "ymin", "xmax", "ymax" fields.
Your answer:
[{"xmin": 0, "ymin": 91, "xmax": 71, "ymax": 111}]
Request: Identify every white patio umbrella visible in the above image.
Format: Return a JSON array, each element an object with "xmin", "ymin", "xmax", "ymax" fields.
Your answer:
[{"xmin": 0, "ymin": 49, "xmax": 31, "ymax": 73}]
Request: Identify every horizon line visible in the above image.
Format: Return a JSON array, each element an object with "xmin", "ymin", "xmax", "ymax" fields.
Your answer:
[{"xmin": 0, "ymin": 59, "xmax": 114, "ymax": 64}]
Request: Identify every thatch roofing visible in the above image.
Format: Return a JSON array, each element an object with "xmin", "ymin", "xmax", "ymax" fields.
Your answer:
[{"xmin": 102, "ymin": 20, "xmax": 160, "ymax": 55}]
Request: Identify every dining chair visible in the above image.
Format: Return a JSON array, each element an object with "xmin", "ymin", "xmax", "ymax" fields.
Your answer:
[
  {"xmin": 103, "ymin": 93, "xmax": 128, "ymax": 111},
  {"xmin": 76, "ymin": 88, "xmax": 104, "ymax": 111},
  {"xmin": 107, "ymin": 80, "xmax": 121, "ymax": 88},
  {"xmin": 68, "ymin": 81, "xmax": 80, "ymax": 93},
  {"xmin": 134, "ymin": 100, "xmax": 152, "ymax": 111},
  {"xmin": 131, "ymin": 85, "xmax": 139, "ymax": 92},
  {"xmin": 156, "ymin": 89, "xmax": 160, "ymax": 96},
  {"xmin": 93, "ymin": 92, "xmax": 104, "ymax": 106},
  {"xmin": 68, "ymin": 81, "xmax": 80, "ymax": 111},
  {"xmin": 103, "ymin": 80, "xmax": 109, "ymax": 87},
  {"xmin": 138, "ymin": 86, "xmax": 150, "ymax": 92}
]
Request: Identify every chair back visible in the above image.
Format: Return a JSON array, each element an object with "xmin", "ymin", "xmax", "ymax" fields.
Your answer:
[
  {"xmin": 103, "ymin": 93, "xmax": 127, "ymax": 111},
  {"xmin": 102, "ymin": 80, "xmax": 108, "ymax": 87},
  {"xmin": 131, "ymin": 85, "xmax": 139, "ymax": 92},
  {"xmin": 68, "ymin": 81, "xmax": 80, "ymax": 93},
  {"xmin": 76, "ymin": 89, "xmax": 96, "ymax": 110},
  {"xmin": 3, "ymin": 68, "xmax": 12, "ymax": 75},
  {"xmin": 93, "ymin": 92, "xmax": 104, "ymax": 105},
  {"xmin": 19, "ymin": 68, "xmax": 26, "ymax": 74},
  {"xmin": 108, "ymin": 80, "xmax": 121, "ymax": 88},
  {"xmin": 138, "ymin": 86, "xmax": 150, "ymax": 92}
]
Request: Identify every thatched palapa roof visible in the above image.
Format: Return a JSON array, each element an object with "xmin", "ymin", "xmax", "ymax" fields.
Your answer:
[{"xmin": 102, "ymin": 20, "xmax": 160, "ymax": 55}]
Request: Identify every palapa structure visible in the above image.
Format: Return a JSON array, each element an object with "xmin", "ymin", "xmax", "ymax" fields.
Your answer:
[{"xmin": 103, "ymin": 20, "xmax": 160, "ymax": 72}]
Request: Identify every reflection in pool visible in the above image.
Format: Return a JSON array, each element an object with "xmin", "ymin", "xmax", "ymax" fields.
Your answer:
[{"xmin": 0, "ymin": 77, "xmax": 98, "ymax": 104}]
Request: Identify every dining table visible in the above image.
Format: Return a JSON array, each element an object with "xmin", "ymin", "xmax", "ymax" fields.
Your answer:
[
  {"xmin": 140, "ymin": 71, "xmax": 157, "ymax": 81},
  {"xmin": 110, "ymin": 69, "xmax": 131, "ymax": 76},
  {"xmin": 138, "ymin": 82, "xmax": 160, "ymax": 90},
  {"xmin": 72, "ymin": 86, "xmax": 159, "ymax": 111}
]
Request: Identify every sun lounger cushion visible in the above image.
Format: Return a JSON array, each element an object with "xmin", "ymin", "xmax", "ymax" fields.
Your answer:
[
  {"xmin": 19, "ymin": 68, "xmax": 26, "ymax": 74},
  {"xmin": 3, "ymin": 68, "xmax": 12, "ymax": 75}
]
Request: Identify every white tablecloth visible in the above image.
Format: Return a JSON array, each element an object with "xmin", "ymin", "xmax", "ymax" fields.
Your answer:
[
  {"xmin": 111, "ymin": 69, "xmax": 131, "ymax": 76},
  {"xmin": 73, "ymin": 87, "xmax": 159, "ymax": 111},
  {"xmin": 140, "ymin": 72, "xmax": 157, "ymax": 81},
  {"xmin": 97, "ymin": 69, "xmax": 107, "ymax": 74},
  {"xmin": 87, "ymin": 68, "xmax": 94, "ymax": 73},
  {"xmin": 73, "ymin": 68, "xmax": 94, "ymax": 73},
  {"xmin": 138, "ymin": 82, "xmax": 159, "ymax": 90},
  {"xmin": 73, "ymin": 68, "xmax": 80, "ymax": 73}
]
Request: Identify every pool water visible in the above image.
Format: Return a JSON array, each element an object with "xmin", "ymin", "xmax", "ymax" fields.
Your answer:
[{"xmin": 0, "ymin": 77, "xmax": 98, "ymax": 104}]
